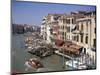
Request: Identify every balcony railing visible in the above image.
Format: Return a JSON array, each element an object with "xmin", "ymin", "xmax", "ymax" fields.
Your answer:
[
  {"xmin": 52, "ymin": 31, "xmax": 58, "ymax": 34},
  {"xmin": 72, "ymin": 30, "xmax": 80, "ymax": 34},
  {"xmin": 72, "ymin": 30, "xmax": 88, "ymax": 35}
]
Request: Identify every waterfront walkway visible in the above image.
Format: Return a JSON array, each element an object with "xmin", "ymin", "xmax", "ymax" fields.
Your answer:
[{"xmin": 55, "ymin": 50, "xmax": 73, "ymax": 59}]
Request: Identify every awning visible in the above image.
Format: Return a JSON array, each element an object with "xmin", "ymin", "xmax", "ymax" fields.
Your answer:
[
  {"xmin": 55, "ymin": 39, "xmax": 64, "ymax": 46},
  {"xmin": 60, "ymin": 41, "xmax": 83, "ymax": 54}
]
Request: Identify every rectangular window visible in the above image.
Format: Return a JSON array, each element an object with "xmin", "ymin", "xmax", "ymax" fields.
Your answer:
[
  {"xmin": 81, "ymin": 22, "xmax": 83, "ymax": 31},
  {"xmin": 73, "ymin": 36, "xmax": 76, "ymax": 41},
  {"xmin": 81, "ymin": 35, "xmax": 83, "ymax": 43},
  {"xmin": 62, "ymin": 32, "xmax": 64, "ymax": 36},
  {"xmin": 62, "ymin": 36, "xmax": 64, "ymax": 40},
  {"xmin": 63, "ymin": 19, "xmax": 67, "ymax": 24},
  {"xmin": 76, "ymin": 25, "xmax": 79, "ymax": 30},
  {"xmin": 72, "ymin": 19, "xmax": 74, "ymax": 24},
  {"xmin": 65, "ymin": 32, "xmax": 66, "ymax": 37},
  {"xmin": 66, "ymin": 19, "xmax": 70, "ymax": 24},
  {"xmin": 86, "ymin": 21, "xmax": 88, "ymax": 32},
  {"xmin": 93, "ymin": 39, "xmax": 96, "ymax": 47},
  {"xmin": 85, "ymin": 36, "xmax": 88, "ymax": 44},
  {"xmin": 67, "ymin": 27, "xmax": 70, "ymax": 32},
  {"xmin": 63, "ymin": 26, "xmax": 64, "ymax": 30},
  {"xmin": 95, "ymin": 27, "xmax": 96, "ymax": 33},
  {"xmin": 77, "ymin": 35, "xmax": 79, "ymax": 42}
]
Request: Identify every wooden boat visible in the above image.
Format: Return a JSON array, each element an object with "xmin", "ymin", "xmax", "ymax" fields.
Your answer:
[{"xmin": 25, "ymin": 58, "xmax": 43, "ymax": 69}]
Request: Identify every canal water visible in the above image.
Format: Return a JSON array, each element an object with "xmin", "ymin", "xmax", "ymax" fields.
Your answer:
[{"xmin": 11, "ymin": 34, "xmax": 71, "ymax": 74}]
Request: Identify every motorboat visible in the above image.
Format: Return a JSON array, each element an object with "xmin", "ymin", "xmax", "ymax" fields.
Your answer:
[
  {"xmin": 65, "ymin": 60, "xmax": 87, "ymax": 69},
  {"xmin": 25, "ymin": 58, "xmax": 43, "ymax": 69}
]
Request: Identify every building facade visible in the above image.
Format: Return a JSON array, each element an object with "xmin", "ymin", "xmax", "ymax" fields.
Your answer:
[
  {"xmin": 41, "ymin": 14, "xmax": 63, "ymax": 44},
  {"xmin": 41, "ymin": 11, "xmax": 96, "ymax": 53},
  {"xmin": 72, "ymin": 11, "xmax": 96, "ymax": 50}
]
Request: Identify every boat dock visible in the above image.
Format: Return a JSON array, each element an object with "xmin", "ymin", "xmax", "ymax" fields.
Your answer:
[{"xmin": 55, "ymin": 50, "xmax": 73, "ymax": 59}]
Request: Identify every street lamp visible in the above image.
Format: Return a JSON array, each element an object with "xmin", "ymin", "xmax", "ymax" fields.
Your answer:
[
  {"xmin": 62, "ymin": 46, "xmax": 65, "ymax": 69},
  {"xmin": 72, "ymin": 54, "xmax": 74, "ymax": 69}
]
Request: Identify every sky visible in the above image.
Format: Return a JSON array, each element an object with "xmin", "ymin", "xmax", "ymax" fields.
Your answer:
[{"xmin": 12, "ymin": 1, "xmax": 96, "ymax": 26}]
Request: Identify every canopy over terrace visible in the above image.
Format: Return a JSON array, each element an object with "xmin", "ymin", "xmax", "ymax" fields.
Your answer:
[
  {"xmin": 55, "ymin": 39, "xmax": 64, "ymax": 47},
  {"xmin": 55, "ymin": 40, "xmax": 83, "ymax": 55}
]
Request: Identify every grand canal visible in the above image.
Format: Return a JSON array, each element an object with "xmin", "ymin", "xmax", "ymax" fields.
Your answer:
[{"xmin": 11, "ymin": 33, "xmax": 71, "ymax": 74}]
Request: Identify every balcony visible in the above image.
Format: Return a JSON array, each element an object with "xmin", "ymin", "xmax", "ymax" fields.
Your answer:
[
  {"xmin": 66, "ymin": 24, "xmax": 76, "ymax": 27},
  {"xmin": 66, "ymin": 24, "xmax": 70, "ymax": 27},
  {"xmin": 42, "ymin": 20, "xmax": 46, "ymax": 24},
  {"xmin": 52, "ymin": 31, "xmax": 58, "ymax": 34},
  {"xmin": 79, "ymin": 31, "xmax": 84, "ymax": 34},
  {"xmin": 72, "ymin": 30, "xmax": 80, "ymax": 34},
  {"xmin": 72, "ymin": 30, "xmax": 88, "ymax": 35},
  {"xmin": 79, "ymin": 31, "xmax": 89, "ymax": 35}
]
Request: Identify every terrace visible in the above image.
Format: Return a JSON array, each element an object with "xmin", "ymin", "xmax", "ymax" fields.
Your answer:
[{"xmin": 55, "ymin": 40, "xmax": 83, "ymax": 57}]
